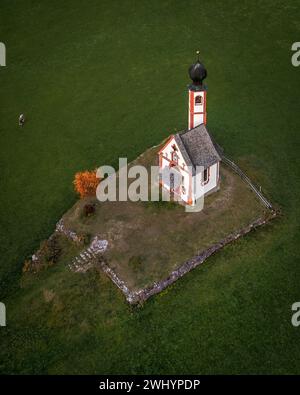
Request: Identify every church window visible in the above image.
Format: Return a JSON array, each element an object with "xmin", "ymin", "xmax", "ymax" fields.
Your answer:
[
  {"xmin": 195, "ymin": 95, "xmax": 202, "ymax": 106},
  {"xmin": 203, "ymin": 168, "xmax": 210, "ymax": 184},
  {"xmin": 172, "ymin": 151, "xmax": 179, "ymax": 164}
]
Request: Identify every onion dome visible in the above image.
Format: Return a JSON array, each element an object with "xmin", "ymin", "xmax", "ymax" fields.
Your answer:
[{"xmin": 188, "ymin": 51, "xmax": 207, "ymax": 85}]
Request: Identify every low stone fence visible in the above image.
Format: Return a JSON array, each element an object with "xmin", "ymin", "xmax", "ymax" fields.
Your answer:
[
  {"xmin": 55, "ymin": 218, "xmax": 83, "ymax": 243},
  {"xmin": 53, "ymin": 154, "xmax": 278, "ymax": 305},
  {"xmin": 99, "ymin": 210, "xmax": 277, "ymax": 305}
]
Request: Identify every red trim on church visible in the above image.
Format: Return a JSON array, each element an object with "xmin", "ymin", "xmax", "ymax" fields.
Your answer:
[
  {"xmin": 161, "ymin": 154, "xmax": 190, "ymax": 174},
  {"xmin": 189, "ymin": 90, "xmax": 194, "ymax": 130},
  {"xmin": 189, "ymin": 90, "xmax": 207, "ymax": 129},
  {"xmin": 203, "ymin": 91, "xmax": 207, "ymax": 125},
  {"xmin": 158, "ymin": 135, "xmax": 174, "ymax": 155}
]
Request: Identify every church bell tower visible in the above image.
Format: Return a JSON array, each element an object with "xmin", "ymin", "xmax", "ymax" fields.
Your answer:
[{"xmin": 188, "ymin": 52, "xmax": 207, "ymax": 130}]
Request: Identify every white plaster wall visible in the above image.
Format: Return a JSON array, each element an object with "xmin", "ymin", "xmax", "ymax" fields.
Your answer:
[
  {"xmin": 161, "ymin": 137, "xmax": 187, "ymax": 169},
  {"xmin": 160, "ymin": 137, "xmax": 191, "ymax": 203},
  {"xmin": 193, "ymin": 113, "xmax": 204, "ymax": 127},
  {"xmin": 189, "ymin": 90, "xmax": 205, "ymax": 129},
  {"xmin": 193, "ymin": 162, "xmax": 219, "ymax": 201},
  {"xmin": 159, "ymin": 137, "xmax": 219, "ymax": 205}
]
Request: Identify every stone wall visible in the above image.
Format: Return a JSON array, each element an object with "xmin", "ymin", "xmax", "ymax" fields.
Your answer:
[
  {"xmin": 99, "ymin": 210, "xmax": 277, "ymax": 305},
  {"xmin": 55, "ymin": 218, "xmax": 83, "ymax": 243}
]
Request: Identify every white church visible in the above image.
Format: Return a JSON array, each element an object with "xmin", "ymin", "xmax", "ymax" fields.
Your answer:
[{"xmin": 158, "ymin": 56, "xmax": 221, "ymax": 206}]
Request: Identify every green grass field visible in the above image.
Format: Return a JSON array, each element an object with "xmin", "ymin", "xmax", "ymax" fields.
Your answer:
[{"xmin": 1, "ymin": 0, "xmax": 300, "ymax": 374}]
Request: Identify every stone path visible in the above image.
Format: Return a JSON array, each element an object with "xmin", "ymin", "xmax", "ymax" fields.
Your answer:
[{"xmin": 68, "ymin": 237, "xmax": 108, "ymax": 273}]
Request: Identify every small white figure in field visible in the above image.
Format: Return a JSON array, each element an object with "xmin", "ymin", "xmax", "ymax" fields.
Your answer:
[{"xmin": 19, "ymin": 114, "xmax": 25, "ymax": 126}]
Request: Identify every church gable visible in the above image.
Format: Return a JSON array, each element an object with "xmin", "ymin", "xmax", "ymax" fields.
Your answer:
[{"xmin": 159, "ymin": 136, "xmax": 190, "ymax": 171}]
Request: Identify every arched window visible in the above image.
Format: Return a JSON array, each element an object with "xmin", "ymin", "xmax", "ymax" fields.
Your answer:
[
  {"xmin": 203, "ymin": 168, "xmax": 210, "ymax": 184},
  {"xmin": 195, "ymin": 95, "xmax": 202, "ymax": 106}
]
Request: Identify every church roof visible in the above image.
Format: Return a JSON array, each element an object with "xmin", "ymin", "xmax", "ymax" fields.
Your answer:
[{"xmin": 174, "ymin": 124, "xmax": 221, "ymax": 174}]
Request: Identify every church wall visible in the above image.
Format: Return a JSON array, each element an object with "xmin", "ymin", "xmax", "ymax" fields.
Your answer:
[
  {"xmin": 159, "ymin": 137, "xmax": 191, "ymax": 204},
  {"xmin": 193, "ymin": 162, "xmax": 219, "ymax": 201}
]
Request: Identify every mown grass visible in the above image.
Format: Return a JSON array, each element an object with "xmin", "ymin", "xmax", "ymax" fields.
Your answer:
[{"xmin": 0, "ymin": 0, "xmax": 300, "ymax": 374}]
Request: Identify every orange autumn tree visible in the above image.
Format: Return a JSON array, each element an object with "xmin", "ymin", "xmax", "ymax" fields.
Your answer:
[{"xmin": 73, "ymin": 169, "xmax": 100, "ymax": 199}]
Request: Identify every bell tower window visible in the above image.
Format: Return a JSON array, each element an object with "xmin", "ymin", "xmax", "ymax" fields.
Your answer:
[{"xmin": 195, "ymin": 95, "xmax": 202, "ymax": 106}]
